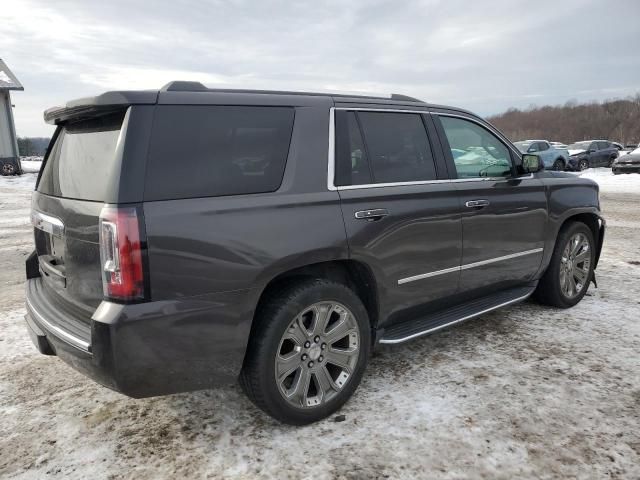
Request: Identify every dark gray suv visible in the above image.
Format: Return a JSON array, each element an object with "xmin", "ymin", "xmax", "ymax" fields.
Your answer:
[{"xmin": 25, "ymin": 82, "xmax": 605, "ymax": 424}]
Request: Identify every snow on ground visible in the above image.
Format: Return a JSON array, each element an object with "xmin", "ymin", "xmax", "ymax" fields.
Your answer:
[
  {"xmin": 577, "ymin": 167, "xmax": 640, "ymax": 194},
  {"xmin": 20, "ymin": 161, "xmax": 42, "ymax": 174},
  {"xmin": 17, "ymin": 157, "xmax": 43, "ymax": 174},
  {"xmin": 0, "ymin": 172, "xmax": 639, "ymax": 479}
]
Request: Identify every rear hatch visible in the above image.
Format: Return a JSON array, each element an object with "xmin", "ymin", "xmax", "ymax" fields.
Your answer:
[{"xmin": 31, "ymin": 109, "xmax": 129, "ymax": 322}]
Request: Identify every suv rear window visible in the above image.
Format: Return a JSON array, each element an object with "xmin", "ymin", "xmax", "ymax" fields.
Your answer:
[
  {"xmin": 37, "ymin": 111, "xmax": 125, "ymax": 201},
  {"xmin": 145, "ymin": 106, "xmax": 295, "ymax": 200}
]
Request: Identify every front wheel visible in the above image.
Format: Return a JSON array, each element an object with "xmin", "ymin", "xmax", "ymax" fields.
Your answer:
[
  {"xmin": 240, "ymin": 279, "xmax": 371, "ymax": 425},
  {"xmin": 534, "ymin": 221, "xmax": 595, "ymax": 308},
  {"xmin": 552, "ymin": 159, "xmax": 565, "ymax": 171}
]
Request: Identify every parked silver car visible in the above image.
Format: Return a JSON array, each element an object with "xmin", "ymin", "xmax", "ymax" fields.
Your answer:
[{"xmin": 514, "ymin": 140, "xmax": 571, "ymax": 171}]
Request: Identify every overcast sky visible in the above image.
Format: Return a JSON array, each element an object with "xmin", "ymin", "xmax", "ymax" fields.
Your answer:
[{"xmin": 3, "ymin": 0, "xmax": 640, "ymax": 137}]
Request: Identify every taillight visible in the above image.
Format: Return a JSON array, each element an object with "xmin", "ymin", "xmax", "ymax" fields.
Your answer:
[{"xmin": 99, "ymin": 205, "xmax": 147, "ymax": 302}]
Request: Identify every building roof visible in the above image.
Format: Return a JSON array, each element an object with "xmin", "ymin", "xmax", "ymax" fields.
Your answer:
[{"xmin": 0, "ymin": 59, "xmax": 23, "ymax": 91}]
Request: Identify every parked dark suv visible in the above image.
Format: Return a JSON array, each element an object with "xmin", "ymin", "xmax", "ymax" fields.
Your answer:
[
  {"xmin": 567, "ymin": 140, "xmax": 619, "ymax": 170},
  {"xmin": 25, "ymin": 82, "xmax": 605, "ymax": 424}
]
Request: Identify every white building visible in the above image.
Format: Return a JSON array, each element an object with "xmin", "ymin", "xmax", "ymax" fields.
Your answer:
[{"xmin": 0, "ymin": 59, "xmax": 23, "ymax": 175}]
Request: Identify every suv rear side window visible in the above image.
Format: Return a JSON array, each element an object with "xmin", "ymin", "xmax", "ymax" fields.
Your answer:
[
  {"xmin": 438, "ymin": 116, "xmax": 513, "ymax": 179},
  {"xmin": 335, "ymin": 110, "xmax": 437, "ymax": 186},
  {"xmin": 335, "ymin": 111, "xmax": 373, "ymax": 186},
  {"xmin": 145, "ymin": 106, "xmax": 294, "ymax": 200},
  {"xmin": 37, "ymin": 111, "xmax": 126, "ymax": 201}
]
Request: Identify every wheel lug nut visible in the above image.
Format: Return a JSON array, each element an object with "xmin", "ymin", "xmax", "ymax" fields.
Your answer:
[
  {"xmin": 308, "ymin": 361, "xmax": 314, "ymax": 368},
  {"xmin": 304, "ymin": 341, "xmax": 311, "ymax": 348},
  {"xmin": 321, "ymin": 343, "xmax": 326, "ymax": 350},
  {"xmin": 314, "ymin": 336, "xmax": 320, "ymax": 343},
  {"xmin": 318, "ymin": 356, "xmax": 323, "ymax": 362},
  {"xmin": 301, "ymin": 354, "xmax": 308, "ymax": 361}
]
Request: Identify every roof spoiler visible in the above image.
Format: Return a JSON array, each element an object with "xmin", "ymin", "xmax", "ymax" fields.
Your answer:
[{"xmin": 44, "ymin": 90, "xmax": 158, "ymax": 125}]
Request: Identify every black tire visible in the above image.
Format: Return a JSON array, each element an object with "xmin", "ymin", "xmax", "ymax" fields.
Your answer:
[
  {"xmin": 534, "ymin": 221, "xmax": 595, "ymax": 308},
  {"xmin": 240, "ymin": 278, "xmax": 371, "ymax": 425},
  {"xmin": 578, "ymin": 159, "xmax": 589, "ymax": 171},
  {"xmin": 552, "ymin": 158, "xmax": 565, "ymax": 171},
  {"xmin": 608, "ymin": 157, "xmax": 616, "ymax": 168}
]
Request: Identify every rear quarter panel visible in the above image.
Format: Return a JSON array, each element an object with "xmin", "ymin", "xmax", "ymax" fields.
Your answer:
[{"xmin": 143, "ymin": 101, "xmax": 348, "ymax": 301}]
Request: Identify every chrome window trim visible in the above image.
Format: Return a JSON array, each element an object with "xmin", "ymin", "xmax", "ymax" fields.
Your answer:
[
  {"xmin": 26, "ymin": 296, "xmax": 91, "ymax": 352},
  {"xmin": 397, "ymin": 247, "xmax": 544, "ymax": 285},
  {"xmin": 31, "ymin": 210, "xmax": 65, "ymax": 236},
  {"xmin": 327, "ymin": 107, "xmax": 337, "ymax": 191},
  {"xmin": 327, "ymin": 107, "xmax": 529, "ymax": 191},
  {"xmin": 334, "ymin": 107, "xmax": 431, "ymax": 114},
  {"xmin": 379, "ymin": 289, "xmax": 534, "ymax": 344}
]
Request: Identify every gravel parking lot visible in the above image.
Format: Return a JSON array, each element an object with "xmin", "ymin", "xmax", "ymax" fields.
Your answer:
[{"xmin": 1, "ymin": 171, "xmax": 639, "ymax": 479}]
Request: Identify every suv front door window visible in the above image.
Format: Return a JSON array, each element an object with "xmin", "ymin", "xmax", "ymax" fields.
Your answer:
[{"xmin": 437, "ymin": 116, "xmax": 513, "ymax": 179}]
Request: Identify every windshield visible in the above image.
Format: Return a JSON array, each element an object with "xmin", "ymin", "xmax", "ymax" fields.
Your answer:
[
  {"xmin": 513, "ymin": 141, "xmax": 532, "ymax": 153},
  {"xmin": 568, "ymin": 141, "xmax": 591, "ymax": 150}
]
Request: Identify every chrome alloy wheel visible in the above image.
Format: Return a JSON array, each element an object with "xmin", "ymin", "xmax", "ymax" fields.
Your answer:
[
  {"xmin": 275, "ymin": 301, "xmax": 360, "ymax": 408},
  {"xmin": 560, "ymin": 232, "xmax": 591, "ymax": 299}
]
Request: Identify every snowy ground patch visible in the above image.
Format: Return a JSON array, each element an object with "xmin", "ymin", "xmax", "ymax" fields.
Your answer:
[{"xmin": 577, "ymin": 167, "xmax": 640, "ymax": 194}]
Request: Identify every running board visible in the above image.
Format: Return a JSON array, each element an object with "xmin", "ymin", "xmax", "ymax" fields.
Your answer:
[{"xmin": 379, "ymin": 285, "xmax": 536, "ymax": 344}]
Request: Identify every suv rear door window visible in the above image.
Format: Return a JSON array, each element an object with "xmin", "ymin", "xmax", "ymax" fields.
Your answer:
[
  {"xmin": 335, "ymin": 111, "xmax": 373, "ymax": 186},
  {"xmin": 438, "ymin": 116, "xmax": 513, "ymax": 179},
  {"xmin": 37, "ymin": 111, "xmax": 126, "ymax": 201},
  {"xmin": 597, "ymin": 141, "xmax": 610, "ymax": 150},
  {"xmin": 145, "ymin": 106, "xmax": 295, "ymax": 200},
  {"xmin": 357, "ymin": 112, "xmax": 436, "ymax": 184}
]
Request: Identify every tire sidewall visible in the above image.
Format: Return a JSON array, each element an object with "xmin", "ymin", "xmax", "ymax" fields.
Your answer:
[{"xmin": 256, "ymin": 281, "xmax": 371, "ymax": 424}]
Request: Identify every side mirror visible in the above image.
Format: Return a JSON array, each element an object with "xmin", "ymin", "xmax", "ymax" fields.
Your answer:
[{"xmin": 522, "ymin": 154, "xmax": 544, "ymax": 173}]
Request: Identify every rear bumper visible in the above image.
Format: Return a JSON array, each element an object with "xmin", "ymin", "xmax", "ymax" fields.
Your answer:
[{"xmin": 25, "ymin": 278, "xmax": 255, "ymax": 398}]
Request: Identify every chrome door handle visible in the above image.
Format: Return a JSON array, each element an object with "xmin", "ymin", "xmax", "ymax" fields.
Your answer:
[
  {"xmin": 354, "ymin": 208, "xmax": 389, "ymax": 221},
  {"xmin": 465, "ymin": 199, "xmax": 490, "ymax": 208}
]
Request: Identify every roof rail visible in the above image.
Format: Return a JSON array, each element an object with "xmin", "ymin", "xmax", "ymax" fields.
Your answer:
[
  {"xmin": 390, "ymin": 93, "xmax": 423, "ymax": 102},
  {"xmin": 161, "ymin": 81, "xmax": 208, "ymax": 92},
  {"xmin": 159, "ymin": 81, "xmax": 425, "ymax": 103}
]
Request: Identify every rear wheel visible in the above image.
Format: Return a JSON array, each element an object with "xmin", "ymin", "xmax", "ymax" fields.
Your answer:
[
  {"xmin": 1, "ymin": 163, "xmax": 15, "ymax": 176},
  {"xmin": 578, "ymin": 159, "xmax": 589, "ymax": 171},
  {"xmin": 534, "ymin": 221, "xmax": 595, "ymax": 308},
  {"xmin": 240, "ymin": 279, "xmax": 371, "ymax": 425}
]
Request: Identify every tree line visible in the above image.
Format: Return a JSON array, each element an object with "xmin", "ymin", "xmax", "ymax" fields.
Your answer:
[
  {"xmin": 487, "ymin": 94, "xmax": 640, "ymax": 146},
  {"xmin": 17, "ymin": 137, "xmax": 50, "ymax": 157}
]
